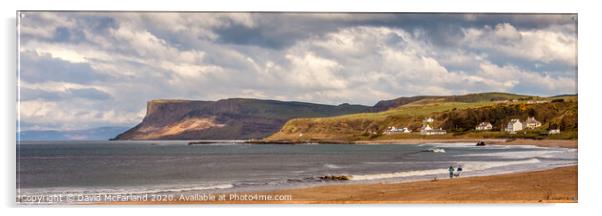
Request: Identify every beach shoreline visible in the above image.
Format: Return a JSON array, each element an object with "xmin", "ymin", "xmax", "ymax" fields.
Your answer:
[
  {"xmin": 97, "ymin": 165, "xmax": 577, "ymax": 205},
  {"xmin": 17, "ymin": 142, "xmax": 576, "ymax": 205},
  {"xmin": 357, "ymin": 138, "xmax": 578, "ymax": 148},
  {"xmin": 246, "ymin": 138, "xmax": 577, "ymax": 149}
]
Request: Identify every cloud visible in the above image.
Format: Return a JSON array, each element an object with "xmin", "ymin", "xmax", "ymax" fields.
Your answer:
[
  {"xmin": 19, "ymin": 51, "xmax": 108, "ymax": 84},
  {"xmin": 476, "ymin": 62, "xmax": 576, "ymax": 95},
  {"xmin": 18, "ymin": 100, "xmax": 144, "ymax": 130},
  {"xmin": 461, "ymin": 23, "xmax": 576, "ymax": 66},
  {"xmin": 17, "ymin": 12, "xmax": 577, "ymax": 131},
  {"xmin": 20, "ymin": 87, "xmax": 112, "ymax": 101}
]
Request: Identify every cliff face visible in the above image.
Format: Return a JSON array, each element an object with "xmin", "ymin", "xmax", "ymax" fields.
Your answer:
[{"xmin": 113, "ymin": 98, "xmax": 372, "ymax": 140}]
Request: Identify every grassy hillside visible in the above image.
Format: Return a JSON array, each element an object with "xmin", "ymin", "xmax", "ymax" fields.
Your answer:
[
  {"xmin": 373, "ymin": 92, "xmax": 537, "ymax": 111},
  {"xmin": 267, "ymin": 96, "xmax": 577, "ymax": 142}
]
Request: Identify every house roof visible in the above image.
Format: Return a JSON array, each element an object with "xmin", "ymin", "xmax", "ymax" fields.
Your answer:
[
  {"xmin": 525, "ymin": 117, "xmax": 541, "ymax": 124},
  {"xmin": 478, "ymin": 122, "xmax": 491, "ymax": 126}
]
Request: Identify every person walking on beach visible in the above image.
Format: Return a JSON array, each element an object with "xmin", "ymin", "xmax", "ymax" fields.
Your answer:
[
  {"xmin": 455, "ymin": 166, "xmax": 463, "ymax": 177},
  {"xmin": 448, "ymin": 166, "xmax": 455, "ymax": 179}
]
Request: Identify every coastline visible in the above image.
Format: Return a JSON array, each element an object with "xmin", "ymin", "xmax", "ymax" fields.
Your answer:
[
  {"xmin": 102, "ymin": 165, "xmax": 577, "ymax": 204},
  {"xmin": 246, "ymin": 138, "xmax": 577, "ymax": 148},
  {"xmin": 356, "ymin": 138, "xmax": 578, "ymax": 148}
]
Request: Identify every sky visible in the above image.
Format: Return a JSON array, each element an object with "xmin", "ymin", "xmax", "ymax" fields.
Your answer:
[{"xmin": 17, "ymin": 12, "xmax": 577, "ymax": 131}]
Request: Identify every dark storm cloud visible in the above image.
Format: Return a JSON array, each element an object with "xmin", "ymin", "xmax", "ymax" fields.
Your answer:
[
  {"xmin": 211, "ymin": 13, "xmax": 576, "ymax": 50},
  {"xmin": 215, "ymin": 24, "xmax": 293, "ymax": 49},
  {"xmin": 81, "ymin": 15, "xmax": 119, "ymax": 32}
]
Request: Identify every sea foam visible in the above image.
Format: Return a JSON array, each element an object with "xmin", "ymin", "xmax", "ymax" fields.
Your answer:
[{"xmin": 350, "ymin": 158, "xmax": 542, "ymax": 181}]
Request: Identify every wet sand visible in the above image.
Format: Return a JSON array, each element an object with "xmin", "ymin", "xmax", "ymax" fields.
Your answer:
[{"xmin": 105, "ymin": 165, "xmax": 577, "ymax": 204}]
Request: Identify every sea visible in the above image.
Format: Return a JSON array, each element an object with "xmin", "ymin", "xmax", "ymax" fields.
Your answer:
[{"xmin": 16, "ymin": 140, "xmax": 577, "ymax": 204}]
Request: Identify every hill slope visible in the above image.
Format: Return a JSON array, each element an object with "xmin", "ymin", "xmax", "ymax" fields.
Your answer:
[
  {"xmin": 267, "ymin": 96, "xmax": 577, "ymax": 142},
  {"xmin": 373, "ymin": 92, "xmax": 532, "ymax": 111},
  {"xmin": 113, "ymin": 98, "xmax": 372, "ymax": 140}
]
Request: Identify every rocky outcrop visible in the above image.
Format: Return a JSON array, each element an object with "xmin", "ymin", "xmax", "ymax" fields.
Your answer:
[{"xmin": 113, "ymin": 98, "xmax": 372, "ymax": 140}]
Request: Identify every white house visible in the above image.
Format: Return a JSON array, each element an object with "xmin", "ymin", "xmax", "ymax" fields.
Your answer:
[
  {"xmin": 420, "ymin": 125, "xmax": 446, "ymax": 135},
  {"xmin": 506, "ymin": 119, "xmax": 523, "ymax": 133},
  {"xmin": 548, "ymin": 129, "xmax": 561, "ymax": 135},
  {"xmin": 421, "ymin": 127, "xmax": 447, "ymax": 135},
  {"xmin": 423, "ymin": 117, "xmax": 434, "ymax": 123},
  {"xmin": 476, "ymin": 122, "xmax": 493, "ymax": 131},
  {"xmin": 524, "ymin": 117, "xmax": 542, "ymax": 129},
  {"xmin": 384, "ymin": 126, "xmax": 412, "ymax": 135},
  {"xmin": 528, "ymin": 100, "xmax": 548, "ymax": 104}
]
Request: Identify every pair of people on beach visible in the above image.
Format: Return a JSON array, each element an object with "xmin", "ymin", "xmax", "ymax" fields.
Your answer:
[{"xmin": 448, "ymin": 165, "xmax": 463, "ymax": 179}]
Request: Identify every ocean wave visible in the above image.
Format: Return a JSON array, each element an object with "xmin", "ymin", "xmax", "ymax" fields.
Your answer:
[
  {"xmin": 461, "ymin": 158, "xmax": 541, "ymax": 171},
  {"xmin": 458, "ymin": 150, "xmax": 573, "ymax": 159},
  {"xmin": 323, "ymin": 164, "xmax": 342, "ymax": 169},
  {"xmin": 190, "ymin": 143, "xmax": 250, "ymax": 146},
  {"xmin": 418, "ymin": 143, "xmax": 476, "ymax": 148},
  {"xmin": 350, "ymin": 168, "xmax": 448, "ymax": 181},
  {"xmin": 350, "ymin": 158, "xmax": 542, "ymax": 181},
  {"xmin": 18, "ymin": 183, "xmax": 234, "ymax": 198},
  {"xmin": 136, "ymin": 184, "xmax": 234, "ymax": 194}
]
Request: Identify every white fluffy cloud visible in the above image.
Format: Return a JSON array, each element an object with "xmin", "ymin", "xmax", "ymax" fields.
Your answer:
[
  {"xmin": 17, "ymin": 12, "xmax": 577, "ymax": 130},
  {"xmin": 462, "ymin": 23, "xmax": 576, "ymax": 66}
]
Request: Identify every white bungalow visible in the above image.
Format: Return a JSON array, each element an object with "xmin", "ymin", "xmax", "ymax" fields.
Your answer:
[
  {"xmin": 528, "ymin": 100, "xmax": 548, "ymax": 104},
  {"xmin": 524, "ymin": 117, "xmax": 542, "ymax": 129},
  {"xmin": 420, "ymin": 125, "xmax": 447, "ymax": 135},
  {"xmin": 548, "ymin": 129, "xmax": 561, "ymax": 135},
  {"xmin": 475, "ymin": 122, "xmax": 493, "ymax": 131},
  {"xmin": 423, "ymin": 117, "xmax": 434, "ymax": 123},
  {"xmin": 506, "ymin": 119, "xmax": 523, "ymax": 133},
  {"xmin": 384, "ymin": 126, "xmax": 412, "ymax": 134},
  {"xmin": 385, "ymin": 126, "xmax": 398, "ymax": 133}
]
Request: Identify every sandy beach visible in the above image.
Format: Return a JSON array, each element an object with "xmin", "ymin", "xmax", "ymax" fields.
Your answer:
[{"xmin": 106, "ymin": 165, "xmax": 577, "ymax": 204}]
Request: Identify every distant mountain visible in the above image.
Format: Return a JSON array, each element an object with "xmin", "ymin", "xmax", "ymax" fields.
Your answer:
[
  {"xmin": 18, "ymin": 126, "xmax": 130, "ymax": 141},
  {"xmin": 113, "ymin": 98, "xmax": 372, "ymax": 140}
]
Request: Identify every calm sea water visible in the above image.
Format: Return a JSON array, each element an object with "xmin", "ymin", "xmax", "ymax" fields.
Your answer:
[{"xmin": 16, "ymin": 140, "xmax": 576, "ymax": 203}]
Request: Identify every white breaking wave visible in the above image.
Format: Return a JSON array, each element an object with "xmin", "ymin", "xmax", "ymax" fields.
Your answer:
[
  {"xmin": 19, "ymin": 183, "xmax": 235, "ymax": 198},
  {"xmin": 137, "ymin": 184, "xmax": 234, "ymax": 194},
  {"xmin": 418, "ymin": 143, "xmax": 476, "ymax": 148},
  {"xmin": 350, "ymin": 168, "xmax": 449, "ymax": 181},
  {"xmin": 324, "ymin": 164, "xmax": 342, "ymax": 169},
  {"xmin": 350, "ymin": 158, "xmax": 542, "ymax": 181},
  {"xmin": 460, "ymin": 150, "xmax": 570, "ymax": 159},
  {"xmin": 461, "ymin": 158, "xmax": 541, "ymax": 171},
  {"xmin": 423, "ymin": 148, "xmax": 446, "ymax": 153}
]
